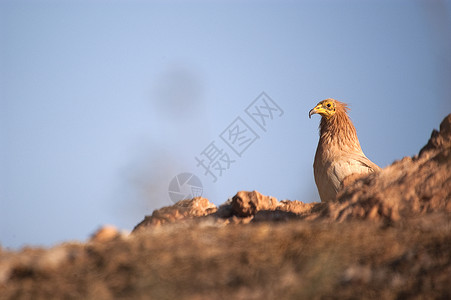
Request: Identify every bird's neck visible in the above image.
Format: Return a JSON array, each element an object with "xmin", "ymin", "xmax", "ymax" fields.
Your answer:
[{"xmin": 319, "ymin": 111, "xmax": 362, "ymax": 152}]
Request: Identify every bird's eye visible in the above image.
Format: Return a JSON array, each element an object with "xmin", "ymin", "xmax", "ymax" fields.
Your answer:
[{"xmin": 326, "ymin": 103, "xmax": 331, "ymax": 108}]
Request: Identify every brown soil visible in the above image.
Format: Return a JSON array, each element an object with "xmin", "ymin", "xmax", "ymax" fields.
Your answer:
[{"xmin": 1, "ymin": 114, "xmax": 450, "ymax": 300}]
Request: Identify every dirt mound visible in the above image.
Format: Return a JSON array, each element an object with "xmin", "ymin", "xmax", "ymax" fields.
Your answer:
[
  {"xmin": 133, "ymin": 197, "xmax": 217, "ymax": 229},
  {"xmin": 1, "ymin": 114, "xmax": 450, "ymax": 299}
]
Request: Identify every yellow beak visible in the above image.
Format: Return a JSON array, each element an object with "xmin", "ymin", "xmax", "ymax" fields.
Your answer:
[{"xmin": 309, "ymin": 105, "xmax": 322, "ymax": 118}]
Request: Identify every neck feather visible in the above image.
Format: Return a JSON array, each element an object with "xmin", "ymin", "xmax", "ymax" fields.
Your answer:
[{"xmin": 319, "ymin": 110, "xmax": 362, "ymax": 152}]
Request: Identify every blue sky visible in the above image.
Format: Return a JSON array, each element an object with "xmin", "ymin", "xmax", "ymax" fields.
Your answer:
[{"xmin": 1, "ymin": 0, "xmax": 450, "ymax": 249}]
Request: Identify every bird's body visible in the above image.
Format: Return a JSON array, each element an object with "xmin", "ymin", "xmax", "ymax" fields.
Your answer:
[{"xmin": 309, "ymin": 99, "xmax": 381, "ymax": 202}]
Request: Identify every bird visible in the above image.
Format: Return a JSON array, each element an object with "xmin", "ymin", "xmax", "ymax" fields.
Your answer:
[{"xmin": 309, "ymin": 98, "xmax": 381, "ymax": 202}]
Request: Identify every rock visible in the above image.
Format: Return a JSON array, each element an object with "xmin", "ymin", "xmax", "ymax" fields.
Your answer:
[
  {"xmin": 329, "ymin": 113, "xmax": 451, "ymax": 223},
  {"xmin": 90, "ymin": 225, "xmax": 123, "ymax": 242},
  {"xmin": 252, "ymin": 200, "xmax": 317, "ymax": 222},
  {"xmin": 277, "ymin": 200, "xmax": 317, "ymax": 216},
  {"xmin": 418, "ymin": 114, "xmax": 451, "ymax": 158},
  {"xmin": 213, "ymin": 198, "xmax": 234, "ymax": 218},
  {"xmin": 133, "ymin": 197, "xmax": 217, "ymax": 231},
  {"xmin": 0, "ymin": 260, "xmax": 11, "ymax": 285},
  {"xmin": 253, "ymin": 210, "xmax": 299, "ymax": 222},
  {"xmin": 341, "ymin": 264, "xmax": 373, "ymax": 284},
  {"xmin": 231, "ymin": 190, "xmax": 279, "ymax": 217},
  {"xmin": 35, "ymin": 246, "xmax": 68, "ymax": 271}
]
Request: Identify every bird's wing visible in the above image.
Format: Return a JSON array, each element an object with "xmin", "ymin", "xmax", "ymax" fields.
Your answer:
[
  {"xmin": 345, "ymin": 152, "xmax": 381, "ymax": 172},
  {"xmin": 330, "ymin": 153, "xmax": 380, "ymax": 187}
]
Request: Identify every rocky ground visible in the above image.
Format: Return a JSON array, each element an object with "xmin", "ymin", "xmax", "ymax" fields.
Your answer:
[{"xmin": 1, "ymin": 114, "xmax": 450, "ymax": 299}]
